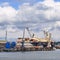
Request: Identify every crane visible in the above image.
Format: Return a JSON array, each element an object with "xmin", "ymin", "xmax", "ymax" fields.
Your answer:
[
  {"xmin": 26, "ymin": 27, "xmax": 34, "ymax": 38},
  {"xmin": 21, "ymin": 27, "xmax": 34, "ymax": 49},
  {"xmin": 43, "ymin": 30, "xmax": 52, "ymax": 47}
]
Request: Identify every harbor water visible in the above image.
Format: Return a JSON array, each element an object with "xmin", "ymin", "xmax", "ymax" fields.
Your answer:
[{"xmin": 0, "ymin": 49, "xmax": 60, "ymax": 60}]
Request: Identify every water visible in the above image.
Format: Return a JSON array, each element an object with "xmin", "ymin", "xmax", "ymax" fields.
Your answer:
[{"xmin": 0, "ymin": 49, "xmax": 60, "ymax": 60}]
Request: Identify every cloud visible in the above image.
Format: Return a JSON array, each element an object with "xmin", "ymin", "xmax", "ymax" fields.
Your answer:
[
  {"xmin": 16, "ymin": 0, "xmax": 60, "ymax": 22},
  {"xmin": 1, "ymin": 1, "xmax": 60, "ymax": 23},
  {"xmin": 51, "ymin": 28, "xmax": 60, "ymax": 41},
  {"xmin": 0, "ymin": 2, "xmax": 17, "ymax": 23},
  {"xmin": 0, "ymin": 0, "xmax": 60, "ymax": 41},
  {"xmin": 55, "ymin": 21, "xmax": 60, "ymax": 27}
]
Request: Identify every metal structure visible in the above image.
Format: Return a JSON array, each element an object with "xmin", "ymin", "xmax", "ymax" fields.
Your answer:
[
  {"xmin": 43, "ymin": 31, "xmax": 52, "ymax": 47},
  {"xmin": 5, "ymin": 30, "xmax": 7, "ymax": 41},
  {"xmin": 21, "ymin": 27, "xmax": 34, "ymax": 49},
  {"xmin": 26, "ymin": 27, "xmax": 34, "ymax": 38},
  {"xmin": 21, "ymin": 28, "xmax": 25, "ymax": 48}
]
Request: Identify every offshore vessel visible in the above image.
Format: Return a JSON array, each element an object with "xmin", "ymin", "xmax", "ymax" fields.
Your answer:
[
  {"xmin": 0, "ymin": 27, "xmax": 55, "ymax": 51},
  {"xmin": 16, "ymin": 27, "xmax": 55, "ymax": 51}
]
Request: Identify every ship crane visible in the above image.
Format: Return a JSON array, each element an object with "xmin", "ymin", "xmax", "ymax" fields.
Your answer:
[
  {"xmin": 21, "ymin": 27, "xmax": 34, "ymax": 50},
  {"xmin": 43, "ymin": 31, "xmax": 52, "ymax": 47},
  {"xmin": 21, "ymin": 28, "xmax": 25, "ymax": 49},
  {"xmin": 26, "ymin": 27, "xmax": 34, "ymax": 38}
]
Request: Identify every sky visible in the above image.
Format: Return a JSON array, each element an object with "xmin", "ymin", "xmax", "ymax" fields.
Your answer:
[{"xmin": 0, "ymin": 0, "xmax": 60, "ymax": 41}]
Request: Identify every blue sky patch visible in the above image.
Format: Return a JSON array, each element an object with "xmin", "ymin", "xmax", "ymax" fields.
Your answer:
[{"xmin": 54, "ymin": 0, "xmax": 60, "ymax": 2}]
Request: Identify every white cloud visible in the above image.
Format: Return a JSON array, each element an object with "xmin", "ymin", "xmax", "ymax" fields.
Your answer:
[
  {"xmin": 51, "ymin": 28, "xmax": 60, "ymax": 41},
  {"xmin": 0, "ymin": 0, "xmax": 60, "ymax": 41},
  {"xmin": 55, "ymin": 21, "xmax": 60, "ymax": 26},
  {"xmin": 6, "ymin": 25, "xmax": 17, "ymax": 32},
  {"xmin": 44, "ymin": 0, "xmax": 54, "ymax": 6},
  {"xmin": 1, "ymin": 1, "xmax": 60, "ymax": 22},
  {"xmin": 16, "ymin": 0, "xmax": 60, "ymax": 22},
  {"xmin": 0, "ymin": 2, "xmax": 17, "ymax": 23},
  {"xmin": 44, "ymin": 0, "xmax": 60, "ymax": 20}
]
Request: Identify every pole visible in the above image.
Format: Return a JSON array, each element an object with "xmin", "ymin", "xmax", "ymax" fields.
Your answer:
[
  {"xmin": 5, "ymin": 30, "xmax": 7, "ymax": 41},
  {"xmin": 22, "ymin": 28, "xmax": 25, "ymax": 49}
]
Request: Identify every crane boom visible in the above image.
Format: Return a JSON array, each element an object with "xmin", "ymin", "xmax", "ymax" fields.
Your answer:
[{"xmin": 26, "ymin": 27, "xmax": 32, "ymax": 38}]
